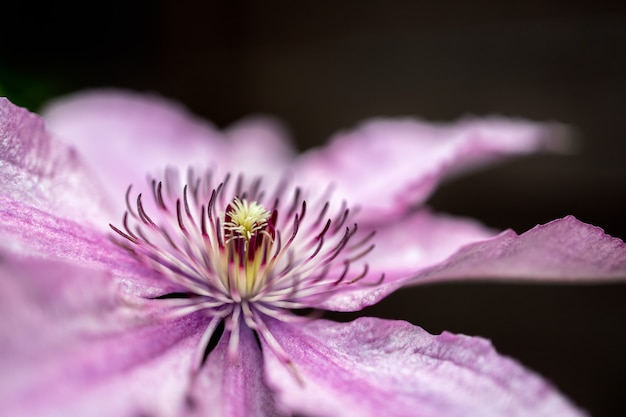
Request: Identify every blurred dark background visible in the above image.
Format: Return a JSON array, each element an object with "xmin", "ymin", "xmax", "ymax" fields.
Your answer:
[{"xmin": 2, "ymin": 1, "xmax": 625, "ymax": 416}]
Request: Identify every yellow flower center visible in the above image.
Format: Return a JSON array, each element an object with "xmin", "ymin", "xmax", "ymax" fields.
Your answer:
[
  {"xmin": 224, "ymin": 198, "xmax": 271, "ymax": 242},
  {"xmin": 221, "ymin": 198, "xmax": 275, "ymax": 298}
]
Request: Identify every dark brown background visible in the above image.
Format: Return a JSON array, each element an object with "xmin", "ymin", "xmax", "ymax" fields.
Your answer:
[{"xmin": 2, "ymin": 1, "xmax": 626, "ymax": 416}]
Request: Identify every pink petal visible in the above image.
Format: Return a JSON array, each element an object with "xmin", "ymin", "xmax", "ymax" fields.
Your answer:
[
  {"xmin": 42, "ymin": 90, "xmax": 295, "ymax": 209},
  {"xmin": 295, "ymin": 117, "xmax": 569, "ymax": 222},
  {"xmin": 225, "ymin": 115, "xmax": 296, "ymax": 182},
  {"xmin": 414, "ymin": 215, "xmax": 626, "ymax": 285},
  {"xmin": 264, "ymin": 317, "xmax": 587, "ymax": 417},
  {"xmin": 186, "ymin": 325, "xmax": 285, "ymax": 417},
  {"xmin": 0, "ymin": 255, "xmax": 206, "ymax": 417},
  {"xmin": 0, "ymin": 97, "xmax": 111, "ymax": 224},
  {"xmin": 318, "ymin": 209, "xmax": 498, "ymax": 311},
  {"xmin": 319, "ymin": 214, "xmax": 626, "ymax": 312},
  {"xmin": 0, "ymin": 193, "xmax": 180, "ymax": 297}
]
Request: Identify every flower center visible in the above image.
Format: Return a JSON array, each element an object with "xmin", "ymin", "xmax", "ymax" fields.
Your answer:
[
  {"xmin": 224, "ymin": 198, "xmax": 271, "ymax": 242},
  {"xmin": 222, "ymin": 198, "xmax": 276, "ymax": 298},
  {"xmin": 110, "ymin": 169, "xmax": 382, "ymax": 374}
]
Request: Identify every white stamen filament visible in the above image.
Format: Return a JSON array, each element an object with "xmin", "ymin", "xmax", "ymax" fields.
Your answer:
[{"xmin": 110, "ymin": 170, "xmax": 382, "ymax": 380}]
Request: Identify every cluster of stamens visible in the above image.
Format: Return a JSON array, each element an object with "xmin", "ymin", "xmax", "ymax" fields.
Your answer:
[{"xmin": 110, "ymin": 169, "xmax": 382, "ymax": 372}]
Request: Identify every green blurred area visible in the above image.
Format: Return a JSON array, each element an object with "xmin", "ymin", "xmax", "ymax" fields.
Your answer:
[{"xmin": 0, "ymin": 65, "xmax": 66, "ymax": 111}]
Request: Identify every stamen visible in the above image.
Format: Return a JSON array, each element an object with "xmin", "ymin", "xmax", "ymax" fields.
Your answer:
[
  {"xmin": 110, "ymin": 221, "xmax": 137, "ymax": 244},
  {"xmin": 227, "ymin": 306, "xmax": 242, "ymax": 361},
  {"xmin": 136, "ymin": 194, "xmax": 156, "ymax": 226},
  {"xmin": 176, "ymin": 199, "xmax": 187, "ymax": 234},
  {"xmin": 151, "ymin": 180, "xmax": 160, "ymax": 210},
  {"xmin": 125, "ymin": 185, "xmax": 137, "ymax": 218},
  {"xmin": 183, "ymin": 185, "xmax": 196, "ymax": 226},
  {"xmin": 286, "ymin": 187, "xmax": 301, "ymax": 220},
  {"xmin": 110, "ymin": 169, "xmax": 383, "ymax": 380}
]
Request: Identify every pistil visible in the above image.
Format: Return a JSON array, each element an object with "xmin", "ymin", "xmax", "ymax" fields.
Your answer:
[{"xmin": 223, "ymin": 198, "xmax": 275, "ymax": 297}]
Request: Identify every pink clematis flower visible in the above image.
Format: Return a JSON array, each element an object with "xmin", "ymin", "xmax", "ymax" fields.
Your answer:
[{"xmin": 1, "ymin": 91, "xmax": 625, "ymax": 417}]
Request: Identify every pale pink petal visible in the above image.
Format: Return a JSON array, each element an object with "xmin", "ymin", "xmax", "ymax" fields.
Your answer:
[
  {"xmin": 295, "ymin": 117, "xmax": 568, "ymax": 221},
  {"xmin": 41, "ymin": 90, "xmax": 229, "ymax": 208},
  {"xmin": 42, "ymin": 91, "xmax": 296, "ymax": 210},
  {"xmin": 186, "ymin": 325, "xmax": 285, "ymax": 417},
  {"xmin": 0, "ymin": 97, "xmax": 111, "ymax": 223},
  {"xmin": 318, "ymin": 214, "xmax": 626, "ymax": 312},
  {"xmin": 317, "ymin": 209, "xmax": 498, "ymax": 311},
  {"xmin": 225, "ymin": 115, "xmax": 296, "ymax": 181},
  {"xmin": 0, "ymin": 193, "xmax": 181, "ymax": 297},
  {"xmin": 0, "ymin": 255, "xmax": 206, "ymax": 417},
  {"xmin": 413, "ymin": 215, "xmax": 626, "ymax": 285},
  {"xmin": 264, "ymin": 317, "xmax": 587, "ymax": 417}
]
